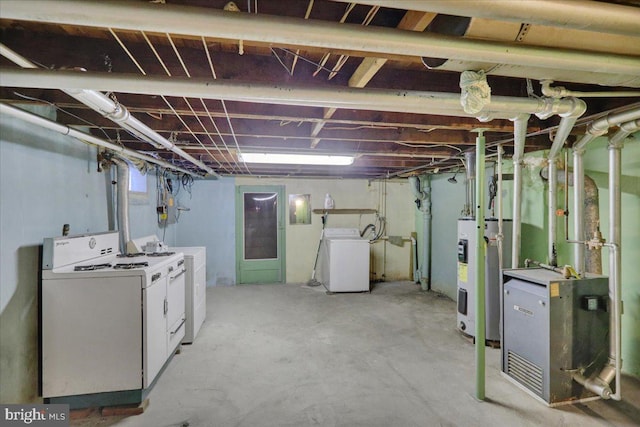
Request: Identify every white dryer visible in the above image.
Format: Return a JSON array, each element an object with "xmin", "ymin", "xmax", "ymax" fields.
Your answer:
[{"xmin": 318, "ymin": 228, "xmax": 370, "ymax": 292}]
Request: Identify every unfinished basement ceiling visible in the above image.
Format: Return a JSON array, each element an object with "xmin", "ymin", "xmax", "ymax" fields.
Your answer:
[{"xmin": 1, "ymin": 0, "xmax": 639, "ymax": 178}]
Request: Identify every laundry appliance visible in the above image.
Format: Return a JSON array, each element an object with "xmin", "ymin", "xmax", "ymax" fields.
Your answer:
[{"xmin": 317, "ymin": 228, "xmax": 370, "ymax": 292}]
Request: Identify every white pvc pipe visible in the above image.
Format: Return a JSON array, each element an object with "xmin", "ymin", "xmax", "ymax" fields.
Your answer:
[
  {"xmin": 0, "ymin": 67, "xmax": 589, "ymax": 121},
  {"xmin": 569, "ymin": 119, "xmax": 639, "ymax": 400},
  {"xmin": 572, "ymin": 109, "xmax": 640, "ymax": 272},
  {"xmin": 111, "ymin": 157, "xmax": 131, "ymax": 254},
  {"xmin": 0, "ymin": 43, "xmax": 217, "ymax": 177},
  {"xmin": 511, "ymin": 115, "xmax": 529, "ymax": 268},
  {"xmin": 608, "ymin": 123, "xmax": 640, "ymax": 400},
  {"xmin": 546, "ymin": 103, "xmax": 586, "ymax": 265},
  {"xmin": 2, "ymin": 0, "xmax": 640, "ymax": 76},
  {"xmin": 335, "ymin": 0, "xmax": 640, "ymax": 37},
  {"xmin": 0, "ymin": 102, "xmax": 197, "ymax": 177},
  {"xmin": 572, "ymin": 149, "xmax": 586, "ymax": 274},
  {"xmin": 574, "ymin": 109, "xmax": 640, "ymax": 151},
  {"xmin": 548, "ymin": 159, "xmax": 558, "ymax": 266},
  {"xmin": 608, "ymin": 140, "xmax": 623, "ymax": 401}
]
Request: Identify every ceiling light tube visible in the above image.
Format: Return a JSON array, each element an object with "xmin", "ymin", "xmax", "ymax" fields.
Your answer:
[{"xmin": 239, "ymin": 152, "xmax": 354, "ymax": 166}]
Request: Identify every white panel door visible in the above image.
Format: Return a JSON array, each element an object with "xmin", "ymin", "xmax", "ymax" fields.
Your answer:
[
  {"xmin": 42, "ymin": 277, "xmax": 142, "ymax": 397},
  {"xmin": 143, "ymin": 278, "xmax": 167, "ymax": 388}
]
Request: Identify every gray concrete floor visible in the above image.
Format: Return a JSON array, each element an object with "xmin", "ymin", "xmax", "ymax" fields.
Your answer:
[{"xmin": 74, "ymin": 282, "xmax": 640, "ymax": 427}]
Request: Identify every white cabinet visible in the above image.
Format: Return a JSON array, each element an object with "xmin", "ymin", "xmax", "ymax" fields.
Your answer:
[
  {"xmin": 176, "ymin": 247, "xmax": 207, "ymax": 344},
  {"xmin": 143, "ymin": 277, "xmax": 168, "ymax": 388},
  {"xmin": 42, "ymin": 276, "xmax": 142, "ymax": 397},
  {"xmin": 318, "ymin": 228, "xmax": 370, "ymax": 292},
  {"xmin": 167, "ymin": 263, "xmax": 186, "ymax": 351},
  {"xmin": 143, "ymin": 263, "xmax": 186, "ymax": 388}
]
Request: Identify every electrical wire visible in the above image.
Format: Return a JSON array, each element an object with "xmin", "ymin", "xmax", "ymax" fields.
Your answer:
[
  {"xmin": 201, "ymin": 36, "xmax": 251, "ymax": 174},
  {"xmin": 110, "ymin": 28, "xmax": 225, "ymax": 173},
  {"xmin": 160, "ymin": 33, "xmax": 230, "ymax": 172}
]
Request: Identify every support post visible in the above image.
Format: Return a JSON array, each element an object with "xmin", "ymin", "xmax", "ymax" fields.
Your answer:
[{"xmin": 474, "ymin": 130, "xmax": 486, "ymax": 400}]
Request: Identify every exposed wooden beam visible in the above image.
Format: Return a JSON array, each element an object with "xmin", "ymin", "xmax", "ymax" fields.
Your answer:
[
  {"xmin": 311, "ymin": 11, "xmax": 437, "ymax": 148},
  {"xmin": 349, "ymin": 11, "xmax": 436, "ymax": 88}
]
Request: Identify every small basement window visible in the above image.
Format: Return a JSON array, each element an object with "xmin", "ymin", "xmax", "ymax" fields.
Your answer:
[{"xmin": 128, "ymin": 164, "xmax": 148, "ymax": 203}]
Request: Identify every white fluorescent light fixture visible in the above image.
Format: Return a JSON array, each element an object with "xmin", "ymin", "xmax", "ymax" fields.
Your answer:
[{"xmin": 239, "ymin": 152, "xmax": 354, "ymax": 166}]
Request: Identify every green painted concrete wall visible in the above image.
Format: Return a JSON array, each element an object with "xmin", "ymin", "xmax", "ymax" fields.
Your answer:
[{"xmin": 419, "ymin": 132, "xmax": 640, "ymax": 378}]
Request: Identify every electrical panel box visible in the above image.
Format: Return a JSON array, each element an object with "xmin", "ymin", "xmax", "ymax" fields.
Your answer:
[
  {"xmin": 157, "ymin": 196, "xmax": 177, "ymax": 225},
  {"xmin": 501, "ymin": 268, "xmax": 609, "ymax": 405}
]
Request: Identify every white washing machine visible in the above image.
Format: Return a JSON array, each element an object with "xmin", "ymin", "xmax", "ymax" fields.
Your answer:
[{"xmin": 318, "ymin": 228, "xmax": 370, "ymax": 292}]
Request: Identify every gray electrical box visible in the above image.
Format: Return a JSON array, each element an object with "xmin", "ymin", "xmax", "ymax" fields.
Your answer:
[
  {"xmin": 501, "ymin": 268, "xmax": 609, "ymax": 405},
  {"xmin": 456, "ymin": 218, "xmax": 512, "ymax": 342}
]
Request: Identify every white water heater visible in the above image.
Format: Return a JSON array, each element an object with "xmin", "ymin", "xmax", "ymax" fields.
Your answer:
[{"xmin": 456, "ymin": 218, "xmax": 512, "ymax": 342}]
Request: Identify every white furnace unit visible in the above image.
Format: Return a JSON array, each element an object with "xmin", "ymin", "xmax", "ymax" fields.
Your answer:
[{"xmin": 317, "ymin": 228, "xmax": 370, "ymax": 292}]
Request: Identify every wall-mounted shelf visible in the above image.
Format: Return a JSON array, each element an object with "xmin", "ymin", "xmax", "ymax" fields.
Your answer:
[{"xmin": 312, "ymin": 209, "xmax": 377, "ymax": 215}]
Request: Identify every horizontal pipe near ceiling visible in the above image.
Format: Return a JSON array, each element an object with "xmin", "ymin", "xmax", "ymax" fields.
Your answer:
[
  {"xmin": 336, "ymin": 0, "xmax": 640, "ymax": 37},
  {"xmin": 0, "ymin": 67, "xmax": 583, "ymax": 120},
  {"xmin": 1, "ymin": 0, "xmax": 639, "ymax": 77},
  {"xmin": 0, "ymin": 102, "xmax": 199, "ymax": 176},
  {"xmin": 0, "ymin": 43, "xmax": 217, "ymax": 177}
]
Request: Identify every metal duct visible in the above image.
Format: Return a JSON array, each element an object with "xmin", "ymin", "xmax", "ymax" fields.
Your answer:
[
  {"xmin": 110, "ymin": 157, "xmax": 131, "ymax": 254},
  {"xmin": 0, "ymin": 67, "xmax": 592, "ymax": 121},
  {"xmin": 0, "ymin": 43, "xmax": 217, "ymax": 177},
  {"xmin": 2, "ymin": 0, "xmax": 640, "ymax": 86},
  {"xmin": 583, "ymin": 175, "xmax": 601, "ymax": 274},
  {"xmin": 336, "ymin": 0, "xmax": 640, "ymax": 37},
  {"xmin": 540, "ymin": 168, "xmax": 601, "ymax": 274},
  {"xmin": 0, "ymin": 103, "xmax": 196, "ymax": 176}
]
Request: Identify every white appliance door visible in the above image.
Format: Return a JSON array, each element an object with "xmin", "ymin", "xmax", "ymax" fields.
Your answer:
[
  {"xmin": 167, "ymin": 267, "xmax": 186, "ymax": 351},
  {"xmin": 328, "ymin": 239, "xmax": 370, "ymax": 292},
  {"xmin": 43, "ymin": 276, "xmax": 142, "ymax": 397},
  {"xmin": 143, "ymin": 278, "xmax": 167, "ymax": 388}
]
